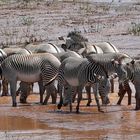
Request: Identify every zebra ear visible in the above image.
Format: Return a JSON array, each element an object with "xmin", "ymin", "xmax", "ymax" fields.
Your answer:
[
  {"xmin": 111, "ymin": 59, "xmax": 119, "ymax": 65},
  {"xmin": 109, "ymin": 73, "xmax": 118, "ymax": 80},
  {"xmin": 86, "ymin": 55, "xmax": 96, "ymax": 63},
  {"xmin": 94, "ymin": 73, "xmax": 104, "ymax": 80},
  {"xmin": 131, "ymin": 59, "xmax": 135, "ymax": 65},
  {"xmin": 78, "ymin": 47, "xmax": 86, "ymax": 55},
  {"xmin": 61, "ymin": 44, "xmax": 67, "ymax": 51}
]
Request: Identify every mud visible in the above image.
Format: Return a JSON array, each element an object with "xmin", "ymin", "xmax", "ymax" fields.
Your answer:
[{"xmin": 0, "ymin": 93, "xmax": 140, "ymax": 140}]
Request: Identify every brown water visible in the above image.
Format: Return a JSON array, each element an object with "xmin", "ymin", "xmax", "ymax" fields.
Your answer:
[
  {"xmin": 0, "ymin": 94, "xmax": 140, "ymax": 140},
  {"xmin": 0, "ymin": 116, "xmax": 48, "ymax": 131}
]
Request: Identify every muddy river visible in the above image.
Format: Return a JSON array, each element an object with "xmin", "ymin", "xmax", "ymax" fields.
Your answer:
[{"xmin": 0, "ymin": 90, "xmax": 140, "ymax": 140}]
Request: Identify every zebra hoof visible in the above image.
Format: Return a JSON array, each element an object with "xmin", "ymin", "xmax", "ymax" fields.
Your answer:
[
  {"xmin": 86, "ymin": 103, "xmax": 91, "ymax": 106},
  {"xmin": 20, "ymin": 98, "xmax": 27, "ymax": 104},
  {"xmin": 98, "ymin": 108, "xmax": 104, "ymax": 113},
  {"xmin": 57, "ymin": 104, "xmax": 62, "ymax": 109},
  {"xmin": 42, "ymin": 102, "xmax": 47, "ymax": 105},
  {"xmin": 76, "ymin": 107, "xmax": 79, "ymax": 113},
  {"xmin": 99, "ymin": 110, "xmax": 104, "ymax": 113},
  {"xmin": 12, "ymin": 102, "xmax": 17, "ymax": 107},
  {"xmin": 1, "ymin": 93, "xmax": 9, "ymax": 96},
  {"xmin": 117, "ymin": 102, "xmax": 121, "ymax": 105},
  {"xmin": 76, "ymin": 110, "xmax": 80, "ymax": 113},
  {"xmin": 135, "ymin": 107, "xmax": 140, "ymax": 111},
  {"xmin": 52, "ymin": 100, "xmax": 56, "ymax": 104}
]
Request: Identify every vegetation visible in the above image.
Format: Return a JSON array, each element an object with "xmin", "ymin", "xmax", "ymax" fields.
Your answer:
[{"xmin": 129, "ymin": 22, "xmax": 140, "ymax": 36}]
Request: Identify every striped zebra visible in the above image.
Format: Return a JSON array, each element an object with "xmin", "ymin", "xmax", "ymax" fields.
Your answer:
[
  {"xmin": 62, "ymin": 31, "xmax": 122, "ymax": 102},
  {"xmin": 57, "ymin": 57, "xmax": 111, "ymax": 113},
  {"xmin": 18, "ymin": 49, "xmax": 82, "ymax": 105},
  {"xmin": 0, "ymin": 49, "xmax": 7, "ymax": 96},
  {"xmin": 42, "ymin": 50, "xmax": 82, "ymax": 105},
  {"xmin": 0, "ymin": 53, "xmax": 61, "ymax": 107},
  {"xmin": 84, "ymin": 52, "xmax": 132, "ymax": 106},
  {"xmin": 117, "ymin": 80, "xmax": 132, "ymax": 105},
  {"xmin": 123, "ymin": 60, "xmax": 140, "ymax": 110},
  {"xmin": 18, "ymin": 43, "xmax": 64, "ymax": 104},
  {"xmin": 1, "ymin": 47, "xmax": 32, "ymax": 96},
  {"xmin": 25, "ymin": 42, "xmax": 64, "ymax": 53}
]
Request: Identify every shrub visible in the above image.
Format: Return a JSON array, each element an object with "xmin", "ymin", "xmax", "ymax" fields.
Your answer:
[{"xmin": 129, "ymin": 22, "xmax": 140, "ymax": 36}]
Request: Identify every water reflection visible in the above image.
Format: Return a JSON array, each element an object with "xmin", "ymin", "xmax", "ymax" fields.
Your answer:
[{"xmin": 0, "ymin": 115, "xmax": 48, "ymax": 131}]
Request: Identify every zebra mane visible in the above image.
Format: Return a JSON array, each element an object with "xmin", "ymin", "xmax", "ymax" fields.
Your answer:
[
  {"xmin": 67, "ymin": 31, "xmax": 88, "ymax": 42},
  {"xmin": 86, "ymin": 55, "xmax": 109, "ymax": 78}
]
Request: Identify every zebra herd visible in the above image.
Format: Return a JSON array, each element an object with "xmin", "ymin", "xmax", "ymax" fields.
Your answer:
[{"xmin": 0, "ymin": 31, "xmax": 139, "ymax": 112}]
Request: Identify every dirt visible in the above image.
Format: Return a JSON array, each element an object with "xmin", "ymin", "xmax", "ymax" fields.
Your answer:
[
  {"xmin": 0, "ymin": 0, "xmax": 140, "ymax": 140},
  {"xmin": 0, "ymin": 93, "xmax": 139, "ymax": 140}
]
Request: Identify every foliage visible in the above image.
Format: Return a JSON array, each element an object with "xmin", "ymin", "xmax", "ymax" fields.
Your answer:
[{"xmin": 129, "ymin": 22, "xmax": 140, "ymax": 36}]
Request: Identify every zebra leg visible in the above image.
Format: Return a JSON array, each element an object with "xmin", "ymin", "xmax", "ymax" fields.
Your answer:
[
  {"xmin": 57, "ymin": 83, "xmax": 63, "ymax": 109},
  {"xmin": 9, "ymin": 81, "xmax": 17, "ymax": 107},
  {"xmin": 110, "ymin": 79, "xmax": 114, "ymax": 93},
  {"xmin": 47, "ymin": 90, "xmax": 57, "ymax": 104},
  {"xmin": 76, "ymin": 86, "xmax": 82, "ymax": 113},
  {"xmin": 38, "ymin": 81, "xmax": 45, "ymax": 104},
  {"xmin": 117, "ymin": 83, "xmax": 126, "ymax": 105},
  {"xmin": 93, "ymin": 83, "xmax": 103, "ymax": 112},
  {"xmin": 126, "ymin": 82, "xmax": 132, "ymax": 105},
  {"xmin": 0, "ymin": 81, "xmax": 1, "ymax": 95},
  {"xmin": 43, "ymin": 82, "xmax": 57, "ymax": 105},
  {"xmin": 85, "ymin": 85, "xmax": 92, "ymax": 106},
  {"xmin": 19, "ymin": 82, "xmax": 31, "ymax": 103},
  {"xmin": 1, "ymin": 79, "xmax": 9, "ymax": 96},
  {"xmin": 71, "ymin": 87, "xmax": 78, "ymax": 103},
  {"xmin": 51, "ymin": 88, "xmax": 57, "ymax": 104},
  {"xmin": 69, "ymin": 86, "xmax": 74, "ymax": 112},
  {"xmin": 117, "ymin": 92, "xmax": 125, "ymax": 105},
  {"xmin": 43, "ymin": 89, "xmax": 51, "ymax": 105},
  {"xmin": 135, "ymin": 96, "xmax": 140, "ymax": 110},
  {"xmin": 50, "ymin": 83, "xmax": 57, "ymax": 104},
  {"xmin": 135, "ymin": 90, "xmax": 140, "ymax": 110}
]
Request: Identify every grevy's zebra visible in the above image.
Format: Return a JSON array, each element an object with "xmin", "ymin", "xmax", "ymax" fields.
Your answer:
[
  {"xmin": 87, "ymin": 53, "xmax": 132, "ymax": 83},
  {"xmin": 1, "ymin": 47, "xmax": 32, "ymax": 96},
  {"xmin": 63, "ymin": 31, "xmax": 127, "ymax": 94},
  {"xmin": 122, "ymin": 60, "xmax": 140, "ymax": 110},
  {"xmin": 18, "ymin": 43, "xmax": 64, "ymax": 104},
  {"xmin": 117, "ymin": 80, "xmax": 132, "ymax": 105},
  {"xmin": 0, "ymin": 49, "xmax": 7, "ymax": 94},
  {"xmin": 25, "ymin": 42, "xmax": 64, "ymax": 53},
  {"xmin": 18, "ymin": 49, "xmax": 82, "ymax": 105},
  {"xmin": 3, "ymin": 47, "xmax": 32, "ymax": 56},
  {"xmin": 57, "ymin": 57, "xmax": 111, "ymax": 113},
  {"xmin": 84, "ymin": 53, "xmax": 132, "ymax": 105},
  {"xmin": 42, "ymin": 50, "xmax": 82, "ymax": 105},
  {"xmin": 0, "ymin": 53, "xmax": 61, "ymax": 107}
]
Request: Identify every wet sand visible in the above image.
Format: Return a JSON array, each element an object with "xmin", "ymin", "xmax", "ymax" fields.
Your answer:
[{"xmin": 0, "ymin": 92, "xmax": 140, "ymax": 140}]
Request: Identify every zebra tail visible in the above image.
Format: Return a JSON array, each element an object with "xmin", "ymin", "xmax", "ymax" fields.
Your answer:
[
  {"xmin": 0, "ymin": 66, "xmax": 2, "ymax": 78},
  {"xmin": 44, "ymin": 74, "xmax": 58, "ymax": 87}
]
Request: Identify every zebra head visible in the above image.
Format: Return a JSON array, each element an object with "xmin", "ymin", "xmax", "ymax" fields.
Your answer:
[
  {"xmin": 62, "ymin": 84, "xmax": 75, "ymax": 106},
  {"xmin": 111, "ymin": 59, "xmax": 128, "ymax": 84},
  {"xmin": 98, "ymin": 77, "xmax": 111, "ymax": 105},
  {"xmin": 0, "ymin": 49, "xmax": 7, "ymax": 63},
  {"xmin": 124, "ymin": 59, "xmax": 136, "ymax": 80}
]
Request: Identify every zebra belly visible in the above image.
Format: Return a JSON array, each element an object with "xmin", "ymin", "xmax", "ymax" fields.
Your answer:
[
  {"xmin": 66, "ymin": 78, "xmax": 79, "ymax": 87},
  {"xmin": 17, "ymin": 72, "xmax": 40, "ymax": 83}
]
